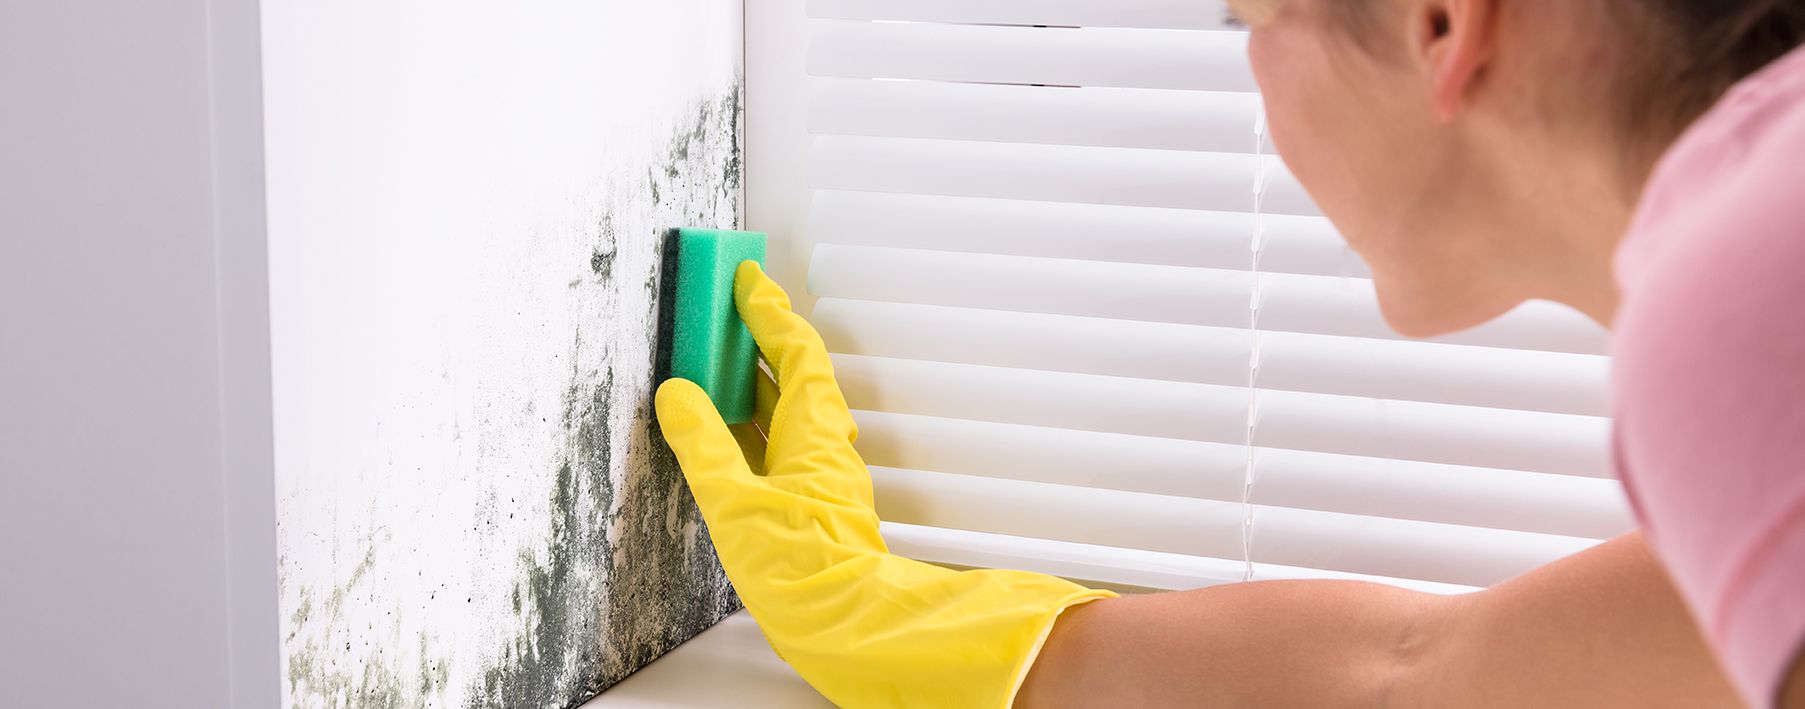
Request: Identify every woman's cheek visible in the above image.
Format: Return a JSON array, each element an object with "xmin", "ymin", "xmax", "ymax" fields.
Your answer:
[
  {"xmin": 1249, "ymin": 33, "xmax": 1368, "ymax": 245},
  {"xmin": 1252, "ymin": 78, "xmax": 1325, "ymax": 214},
  {"xmin": 1247, "ymin": 31, "xmax": 1317, "ymax": 193}
]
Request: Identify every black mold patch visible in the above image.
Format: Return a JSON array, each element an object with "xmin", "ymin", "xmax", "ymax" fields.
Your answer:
[
  {"xmin": 591, "ymin": 216, "xmax": 617, "ymax": 279},
  {"xmin": 467, "ymin": 369, "xmax": 617, "ymax": 709},
  {"xmin": 465, "ymin": 82, "xmax": 745, "ymax": 709},
  {"xmin": 279, "ymin": 80, "xmax": 747, "ymax": 709},
  {"xmin": 590, "ymin": 251, "xmax": 615, "ymax": 279}
]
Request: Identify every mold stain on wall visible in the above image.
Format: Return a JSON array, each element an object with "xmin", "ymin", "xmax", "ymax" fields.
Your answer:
[{"xmin": 278, "ymin": 84, "xmax": 743, "ymax": 709}]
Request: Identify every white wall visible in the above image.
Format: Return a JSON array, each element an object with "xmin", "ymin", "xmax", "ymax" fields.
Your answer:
[
  {"xmin": 261, "ymin": 3, "xmax": 744, "ymax": 706},
  {"xmin": 0, "ymin": 1, "xmax": 280, "ymax": 706}
]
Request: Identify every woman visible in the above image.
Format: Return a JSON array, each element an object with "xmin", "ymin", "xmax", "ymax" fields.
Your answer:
[{"xmin": 653, "ymin": 0, "xmax": 1805, "ymax": 706}]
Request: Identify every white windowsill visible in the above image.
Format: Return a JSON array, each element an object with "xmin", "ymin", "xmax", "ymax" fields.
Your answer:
[{"xmin": 580, "ymin": 610, "xmax": 834, "ymax": 707}]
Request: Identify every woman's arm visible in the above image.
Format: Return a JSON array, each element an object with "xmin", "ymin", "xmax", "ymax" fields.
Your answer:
[{"xmin": 1017, "ymin": 533, "xmax": 1740, "ymax": 708}]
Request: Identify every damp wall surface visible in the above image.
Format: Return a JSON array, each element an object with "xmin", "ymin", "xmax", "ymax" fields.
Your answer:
[{"xmin": 262, "ymin": 4, "xmax": 744, "ymax": 707}]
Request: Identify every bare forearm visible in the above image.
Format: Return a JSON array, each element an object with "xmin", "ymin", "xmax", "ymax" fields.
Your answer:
[
  {"xmin": 1017, "ymin": 534, "xmax": 1738, "ymax": 708},
  {"xmin": 1017, "ymin": 578, "xmax": 1439, "ymax": 707},
  {"xmin": 1422, "ymin": 533, "xmax": 1737, "ymax": 708}
]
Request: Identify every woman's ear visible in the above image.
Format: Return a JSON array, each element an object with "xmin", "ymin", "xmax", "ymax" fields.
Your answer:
[
  {"xmin": 1229, "ymin": 0, "xmax": 1279, "ymax": 27},
  {"xmin": 1416, "ymin": 0, "xmax": 1498, "ymax": 121}
]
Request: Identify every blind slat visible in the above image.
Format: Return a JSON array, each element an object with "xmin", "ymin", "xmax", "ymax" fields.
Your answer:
[
  {"xmin": 811, "ymin": 77, "xmax": 1261, "ymax": 153},
  {"xmin": 871, "ymin": 465, "xmax": 1245, "ymax": 559},
  {"xmin": 1257, "ymin": 272, "xmax": 1611, "ymax": 355},
  {"xmin": 853, "ymin": 410, "xmax": 1248, "ymax": 501},
  {"xmin": 834, "ymin": 353, "xmax": 1249, "ymax": 443},
  {"xmin": 1252, "ymin": 447, "xmax": 1633, "ymax": 539},
  {"xmin": 816, "ymin": 298, "xmax": 1610, "ymax": 415},
  {"xmin": 809, "ymin": 243, "xmax": 1254, "ymax": 328},
  {"xmin": 1248, "ymin": 562, "xmax": 1478, "ymax": 595},
  {"xmin": 810, "ymin": 245, "xmax": 1611, "ymax": 355},
  {"xmin": 872, "ymin": 467, "xmax": 1597, "ymax": 587},
  {"xmin": 1250, "ymin": 506, "xmax": 1599, "ymax": 587},
  {"xmin": 817, "ymin": 298, "xmax": 1252, "ymax": 389},
  {"xmin": 809, "ymin": 190, "xmax": 1364, "ymax": 276},
  {"xmin": 1254, "ymin": 389, "xmax": 1612, "ymax": 478},
  {"xmin": 1256, "ymin": 330, "xmax": 1610, "ymax": 414},
  {"xmin": 1256, "ymin": 330, "xmax": 1608, "ymax": 416},
  {"xmin": 810, "ymin": 20, "xmax": 1255, "ymax": 91},
  {"xmin": 879, "ymin": 521, "xmax": 1252, "ymax": 592},
  {"xmin": 808, "ymin": 0, "xmax": 1234, "ymax": 30},
  {"xmin": 836, "ymin": 354, "xmax": 1613, "ymax": 476},
  {"xmin": 854, "ymin": 410, "xmax": 1633, "ymax": 539},
  {"xmin": 809, "ymin": 135, "xmax": 1319, "ymax": 216},
  {"xmin": 883, "ymin": 521, "xmax": 1482, "ymax": 595}
]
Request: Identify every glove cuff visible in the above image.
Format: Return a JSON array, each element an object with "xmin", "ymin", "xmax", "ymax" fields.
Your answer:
[{"xmin": 999, "ymin": 587, "xmax": 1120, "ymax": 709}]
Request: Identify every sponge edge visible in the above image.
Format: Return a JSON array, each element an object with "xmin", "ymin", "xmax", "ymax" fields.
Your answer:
[{"xmin": 668, "ymin": 228, "xmax": 767, "ymax": 425}]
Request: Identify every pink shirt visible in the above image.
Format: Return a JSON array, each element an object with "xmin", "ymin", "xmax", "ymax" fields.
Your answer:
[{"xmin": 1613, "ymin": 43, "xmax": 1805, "ymax": 707}]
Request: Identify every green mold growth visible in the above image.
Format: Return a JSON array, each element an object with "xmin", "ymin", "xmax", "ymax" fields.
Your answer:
[{"xmin": 283, "ymin": 529, "xmax": 455, "ymax": 709}]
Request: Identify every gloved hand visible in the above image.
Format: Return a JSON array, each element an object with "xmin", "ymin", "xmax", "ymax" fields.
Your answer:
[{"xmin": 655, "ymin": 261, "xmax": 1119, "ymax": 709}]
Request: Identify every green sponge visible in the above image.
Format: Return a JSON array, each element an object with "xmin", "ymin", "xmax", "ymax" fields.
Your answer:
[{"xmin": 667, "ymin": 228, "xmax": 767, "ymax": 424}]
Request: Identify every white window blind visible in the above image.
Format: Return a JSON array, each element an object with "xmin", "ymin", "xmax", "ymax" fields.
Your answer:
[{"xmin": 785, "ymin": 0, "xmax": 1630, "ymax": 595}]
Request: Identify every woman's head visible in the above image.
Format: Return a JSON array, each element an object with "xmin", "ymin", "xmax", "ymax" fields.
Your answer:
[{"xmin": 1230, "ymin": 0, "xmax": 1805, "ymax": 334}]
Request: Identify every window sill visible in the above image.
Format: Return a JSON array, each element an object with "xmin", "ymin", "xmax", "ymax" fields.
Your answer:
[{"xmin": 581, "ymin": 609, "xmax": 833, "ymax": 707}]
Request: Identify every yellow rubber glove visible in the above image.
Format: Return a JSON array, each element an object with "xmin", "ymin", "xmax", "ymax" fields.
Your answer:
[{"xmin": 655, "ymin": 261, "xmax": 1119, "ymax": 709}]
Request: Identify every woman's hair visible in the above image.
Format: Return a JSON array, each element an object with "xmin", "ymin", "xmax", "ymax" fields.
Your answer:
[
  {"xmin": 1335, "ymin": 0, "xmax": 1805, "ymax": 153},
  {"xmin": 1627, "ymin": 1, "xmax": 1805, "ymax": 138}
]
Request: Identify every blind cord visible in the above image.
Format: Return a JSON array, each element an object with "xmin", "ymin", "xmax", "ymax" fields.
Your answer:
[{"xmin": 1242, "ymin": 104, "xmax": 1271, "ymax": 583}]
